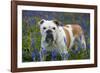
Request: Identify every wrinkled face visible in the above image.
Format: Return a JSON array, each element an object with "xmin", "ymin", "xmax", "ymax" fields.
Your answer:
[{"xmin": 39, "ymin": 19, "xmax": 59, "ymax": 44}]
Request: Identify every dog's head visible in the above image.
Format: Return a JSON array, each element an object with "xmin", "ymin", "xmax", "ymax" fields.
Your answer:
[{"xmin": 39, "ymin": 19, "xmax": 60, "ymax": 44}]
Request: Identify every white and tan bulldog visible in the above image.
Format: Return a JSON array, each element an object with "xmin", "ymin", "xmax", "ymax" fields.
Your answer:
[{"xmin": 39, "ymin": 19, "xmax": 86, "ymax": 60}]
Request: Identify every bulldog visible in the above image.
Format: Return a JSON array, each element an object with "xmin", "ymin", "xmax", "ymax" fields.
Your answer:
[{"xmin": 39, "ymin": 19, "xmax": 86, "ymax": 60}]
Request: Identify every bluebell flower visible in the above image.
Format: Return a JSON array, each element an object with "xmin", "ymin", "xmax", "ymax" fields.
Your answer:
[
  {"xmin": 41, "ymin": 47, "xmax": 47, "ymax": 55},
  {"xmin": 31, "ymin": 38, "xmax": 35, "ymax": 48},
  {"xmin": 77, "ymin": 47, "xmax": 81, "ymax": 52},
  {"xmin": 27, "ymin": 17, "xmax": 36, "ymax": 26},
  {"xmin": 51, "ymin": 50, "xmax": 58, "ymax": 60},
  {"xmin": 31, "ymin": 49, "xmax": 41, "ymax": 61},
  {"xmin": 32, "ymin": 51, "xmax": 35, "ymax": 61},
  {"xmin": 61, "ymin": 53, "xmax": 69, "ymax": 60},
  {"xmin": 82, "ymin": 14, "xmax": 90, "ymax": 21},
  {"xmin": 72, "ymin": 49, "xmax": 78, "ymax": 54},
  {"xmin": 81, "ymin": 22, "xmax": 86, "ymax": 30},
  {"xmin": 36, "ymin": 51, "xmax": 41, "ymax": 61}
]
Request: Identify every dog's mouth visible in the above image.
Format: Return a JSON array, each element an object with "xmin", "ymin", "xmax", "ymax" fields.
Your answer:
[{"xmin": 45, "ymin": 33, "xmax": 54, "ymax": 43}]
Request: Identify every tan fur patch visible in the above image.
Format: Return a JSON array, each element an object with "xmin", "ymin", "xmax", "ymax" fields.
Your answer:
[
  {"xmin": 64, "ymin": 24, "xmax": 83, "ymax": 48},
  {"xmin": 63, "ymin": 27, "xmax": 70, "ymax": 49},
  {"xmin": 71, "ymin": 24, "xmax": 83, "ymax": 38}
]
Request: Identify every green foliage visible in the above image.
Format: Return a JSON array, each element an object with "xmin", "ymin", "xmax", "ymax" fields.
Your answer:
[{"xmin": 68, "ymin": 49, "xmax": 89, "ymax": 60}]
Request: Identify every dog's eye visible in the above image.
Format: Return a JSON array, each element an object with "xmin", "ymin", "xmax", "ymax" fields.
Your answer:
[
  {"xmin": 52, "ymin": 27, "xmax": 56, "ymax": 30},
  {"xmin": 43, "ymin": 27, "xmax": 46, "ymax": 30}
]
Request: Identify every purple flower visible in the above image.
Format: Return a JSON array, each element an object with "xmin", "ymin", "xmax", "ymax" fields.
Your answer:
[
  {"xmin": 41, "ymin": 47, "xmax": 47, "ymax": 54},
  {"xmin": 32, "ymin": 51, "xmax": 35, "ymax": 61},
  {"xmin": 31, "ymin": 49, "xmax": 41, "ymax": 61},
  {"xmin": 61, "ymin": 53, "xmax": 69, "ymax": 60},
  {"xmin": 77, "ymin": 47, "xmax": 81, "ymax": 52},
  {"xmin": 31, "ymin": 38, "xmax": 35, "ymax": 48},
  {"xmin": 72, "ymin": 50, "xmax": 78, "ymax": 54},
  {"xmin": 51, "ymin": 50, "xmax": 58, "ymax": 60}
]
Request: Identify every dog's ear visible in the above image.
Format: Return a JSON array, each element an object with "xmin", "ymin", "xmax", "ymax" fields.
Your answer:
[
  {"xmin": 53, "ymin": 20, "xmax": 60, "ymax": 26},
  {"xmin": 38, "ymin": 19, "xmax": 46, "ymax": 25}
]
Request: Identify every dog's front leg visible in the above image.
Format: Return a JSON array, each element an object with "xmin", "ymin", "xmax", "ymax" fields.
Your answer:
[
  {"xmin": 40, "ymin": 47, "xmax": 47, "ymax": 61},
  {"xmin": 39, "ymin": 51, "xmax": 44, "ymax": 61}
]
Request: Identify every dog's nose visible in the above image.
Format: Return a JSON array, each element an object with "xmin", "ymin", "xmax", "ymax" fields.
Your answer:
[{"xmin": 46, "ymin": 30, "xmax": 52, "ymax": 34}]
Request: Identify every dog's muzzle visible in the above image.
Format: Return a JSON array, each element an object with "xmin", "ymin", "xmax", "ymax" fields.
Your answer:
[{"xmin": 45, "ymin": 30, "xmax": 54, "ymax": 43}]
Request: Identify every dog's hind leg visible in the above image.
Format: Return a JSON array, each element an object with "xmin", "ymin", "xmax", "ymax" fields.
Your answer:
[
  {"xmin": 74, "ymin": 30, "xmax": 86, "ymax": 51},
  {"xmin": 71, "ymin": 38, "xmax": 81, "ymax": 52},
  {"xmin": 80, "ymin": 33, "xmax": 86, "ymax": 51},
  {"xmin": 72, "ymin": 33, "xmax": 86, "ymax": 53}
]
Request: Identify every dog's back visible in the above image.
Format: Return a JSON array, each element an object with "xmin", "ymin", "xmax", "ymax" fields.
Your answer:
[{"xmin": 63, "ymin": 24, "xmax": 86, "ymax": 50}]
